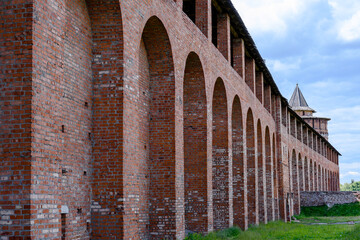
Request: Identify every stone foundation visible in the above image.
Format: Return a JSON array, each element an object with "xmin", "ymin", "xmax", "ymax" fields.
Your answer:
[{"xmin": 300, "ymin": 191, "xmax": 360, "ymax": 207}]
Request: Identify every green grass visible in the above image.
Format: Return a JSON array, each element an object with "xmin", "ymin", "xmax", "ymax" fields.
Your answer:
[
  {"xmin": 185, "ymin": 222, "xmax": 359, "ymax": 240},
  {"xmin": 185, "ymin": 203, "xmax": 360, "ymax": 240},
  {"xmin": 298, "ymin": 202, "xmax": 360, "ymax": 217},
  {"xmin": 296, "ymin": 215, "xmax": 360, "ymax": 224}
]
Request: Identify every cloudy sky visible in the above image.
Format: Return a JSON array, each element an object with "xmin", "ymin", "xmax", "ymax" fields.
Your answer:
[{"xmin": 233, "ymin": 0, "xmax": 360, "ymax": 184}]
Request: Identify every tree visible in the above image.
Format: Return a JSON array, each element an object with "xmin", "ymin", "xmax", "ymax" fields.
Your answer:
[{"xmin": 340, "ymin": 180, "xmax": 360, "ymax": 191}]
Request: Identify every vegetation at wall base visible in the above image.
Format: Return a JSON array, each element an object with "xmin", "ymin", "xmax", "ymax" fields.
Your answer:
[
  {"xmin": 298, "ymin": 202, "xmax": 360, "ymax": 217},
  {"xmin": 185, "ymin": 221, "xmax": 360, "ymax": 240},
  {"xmin": 185, "ymin": 203, "xmax": 360, "ymax": 240}
]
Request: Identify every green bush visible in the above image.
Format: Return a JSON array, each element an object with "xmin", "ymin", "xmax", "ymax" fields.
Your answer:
[{"xmin": 340, "ymin": 180, "xmax": 360, "ymax": 191}]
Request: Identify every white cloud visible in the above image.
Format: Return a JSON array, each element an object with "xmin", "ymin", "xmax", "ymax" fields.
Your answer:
[
  {"xmin": 267, "ymin": 58, "xmax": 302, "ymax": 72},
  {"xmin": 234, "ymin": 0, "xmax": 319, "ymax": 37},
  {"xmin": 340, "ymin": 171, "xmax": 360, "ymax": 179},
  {"xmin": 328, "ymin": 0, "xmax": 360, "ymax": 42},
  {"xmin": 340, "ymin": 162, "xmax": 360, "ymax": 172},
  {"xmin": 319, "ymin": 105, "xmax": 360, "ymax": 156}
]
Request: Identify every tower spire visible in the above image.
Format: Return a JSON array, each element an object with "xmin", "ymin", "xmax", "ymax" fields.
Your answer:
[
  {"xmin": 289, "ymin": 84, "xmax": 330, "ymax": 140},
  {"xmin": 289, "ymin": 84, "xmax": 315, "ymax": 113}
]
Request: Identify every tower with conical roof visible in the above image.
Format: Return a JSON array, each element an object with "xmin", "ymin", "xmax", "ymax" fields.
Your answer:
[{"xmin": 289, "ymin": 84, "xmax": 331, "ymax": 140}]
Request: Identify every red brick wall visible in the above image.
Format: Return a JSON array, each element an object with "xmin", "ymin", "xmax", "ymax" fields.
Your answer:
[
  {"xmin": 265, "ymin": 128, "xmax": 273, "ymax": 222},
  {"xmin": 184, "ymin": 52, "xmax": 208, "ymax": 233},
  {"xmin": 246, "ymin": 109, "xmax": 258, "ymax": 225},
  {"xmin": 212, "ymin": 78, "xmax": 230, "ymax": 230},
  {"xmin": 1, "ymin": 0, "xmax": 341, "ymax": 238},
  {"xmin": 0, "ymin": 1, "xmax": 33, "ymax": 238},
  {"xmin": 87, "ymin": 0, "xmax": 124, "ymax": 238},
  {"xmin": 31, "ymin": 0, "xmax": 93, "ymax": 238},
  {"xmin": 232, "ymin": 96, "xmax": 246, "ymax": 229},
  {"xmin": 257, "ymin": 120, "xmax": 265, "ymax": 223}
]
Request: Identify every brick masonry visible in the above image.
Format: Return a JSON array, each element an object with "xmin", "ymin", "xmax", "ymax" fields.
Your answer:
[
  {"xmin": 0, "ymin": 0, "xmax": 340, "ymax": 239},
  {"xmin": 301, "ymin": 191, "xmax": 360, "ymax": 207}
]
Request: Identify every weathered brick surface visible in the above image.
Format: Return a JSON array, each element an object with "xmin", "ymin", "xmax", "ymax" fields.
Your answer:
[
  {"xmin": 0, "ymin": 0, "xmax": 33, "ymax": 238},
  {"xmin": 184, "ymin": 52, "xmax": 208, "ymax": 233},
  {"xmin": 1, "ymin": 0, "xmax": 340, "ymax": 239},
  {"xmin": 301, "ymin": 191, "xmax": 360, "ymax": 207}
]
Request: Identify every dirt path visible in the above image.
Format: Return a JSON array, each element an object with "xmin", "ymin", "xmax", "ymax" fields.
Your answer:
[{"xmin": 305, "ymin": 221, "xmax": 360, "ymax": 225}]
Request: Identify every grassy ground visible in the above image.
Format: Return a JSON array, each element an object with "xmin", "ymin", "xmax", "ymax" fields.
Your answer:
[
  {"xmin": 185, "ymin": 203, "xmax": 360, "ymax": 240},
  {"xmin": 296, "ymin": 215, "xmax": 360, "ymax": 224},
  {"xmin": 298, "ymin": 202, "xmax": 360, "ymax": 217},
  {"xmin": 296, "ymin": 202, "xmax": 360, "ymax": 224},
  {"xmin": 185, "ymin": 222, "xmax": 360, "ymax": 240}
]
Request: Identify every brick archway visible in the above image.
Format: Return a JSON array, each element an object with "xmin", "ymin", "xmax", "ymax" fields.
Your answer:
[
  {"xmin": 140, "ymin": 16, "xmax": 177, "ymax": 238},
  {"xmin": 310, "ymin": 159, "xmax": 314, "ymax": 191},
  {"xmin": 272, "ymin": 133, "xmax": 279, "ymax": 220},
  {"xmin": 299, "ymin": 153, "xmax": 304, "ymax": 192},
  {"xmin": 257, "ymin": 120, "xmax": 266, "ymax": 223},
  {"xmin": 246, "ymin": 108, "xmax": 257, "ymax": 225},
  {"xmin": 314, "ymin": 161, "xmax": 319, "ymax": 191},
  {"xmin": 212, "ymin": 78, "xmax": 229, "ymax": 230},
  {"xmin": 183, "ymin": 52, "xmax": 208, "ymax": 233},
  {"xmin": 291, "ymin": 150, "xmax": 300, "ymax": 215},
  {"xmin": 232, "ymin": 95, "xmax": 245, "ymax": 229},
  {"xmin": 89, "ymin": 0, "xmax": 124, "ymax": 238},
  {"xmin": 265, "ymin": 127, "xmax": 273, "ymax": 222},
  {"xmin": 304, "ymin": 157, "xmax": 309, "ymax": 191}
]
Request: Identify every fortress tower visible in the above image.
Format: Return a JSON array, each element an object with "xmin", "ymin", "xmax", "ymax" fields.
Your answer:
[{"xmin": 289, "ymin": 84, "xmax": 331, "ymax": 140}]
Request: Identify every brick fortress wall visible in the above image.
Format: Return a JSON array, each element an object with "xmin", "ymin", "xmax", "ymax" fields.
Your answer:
[{"xmin": 1, "ymin": 0, "xmax": 341, "ymax": 239}]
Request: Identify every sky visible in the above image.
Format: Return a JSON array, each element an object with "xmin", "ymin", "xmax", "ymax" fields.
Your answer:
[{"xmin": 233, "ymin": 0, "xmax": 360, "ymax": 184}]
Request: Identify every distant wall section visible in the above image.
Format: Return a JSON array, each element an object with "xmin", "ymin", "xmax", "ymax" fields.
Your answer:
[{"xmin": 300, "ymin": 191, "xmax": 360, "ymax": 207}]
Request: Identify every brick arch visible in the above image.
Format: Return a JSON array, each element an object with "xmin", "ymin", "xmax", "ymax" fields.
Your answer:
[
  {"xmin": 330, "ymin": 170, "xmax": 332, "ymax": 191},
  {"xmin": 314, "ymin": 161, "xmax": 318, "ymax": 191},
  {"xmin": 265, "ymin": 127, "xmax": 273, "ymax": 222},
  {"xmin": 317, "ymin": 163, "xmax": 322, "ymax": 191},
  {"xmin": 232, "ymin": 95, "xmax": 246, "ymax": 229},
  {"xmin": 329, "ymin": 171, "xmax": 332, "ymax": 191},
  {"xmin": 87, "ymin": 0, "xmax": 125, "ymax": 238},
  {"xmin": 212, "ymin": 78, "xmax": 229, "ymax": 230},
  {"xmin": 287, "ymin": 150, "xmax": 291, "ymax": 221},
  {"xmin": 272, "ymin": 133, "xmax": 279, "ymax": 220},
  {"xmin": 321, "ymin": 166, "xmax": 326, "ymax": 191},
  {"xmin": 330, "ymin": 171, "xmax": 332, "ymax": 191},
  {"xmin": 325, "ymin": 169, "xmax": 328, "ymax": 191},
  {"xmin": 304, "ymin": 157, "xmax": 309, "ymax": 191},
  {"xmin": 183, "ymin": 52, "xmax": 208, "ymax": 233},
  {"xmin": 325, "ymin": 168, "xmax": 328, "ymax": 191},
  {"xmin": 140, "ymin": 16, "xmax": 177, "ymax": 238},
  {"xmin": 299, "ymin": 153, "xmax": 304, "ymax": 192},
  {"xmin": 257, "ymin": 120, "xmax": 266, "ymax": 223},
  {"xmin": 324, "ymin": 168, "xmax": 326, "ymax": 191},
  {"xmin": 291, "ymin": 150, "xmax": 300, "ymax": 215},
  {"xmin": 246, "ymin": 108, "xmax": 257, "ymax": 225},
  {"xmin": 310, "ymin": 159, "xmax": 314, "ymax": 191}
]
